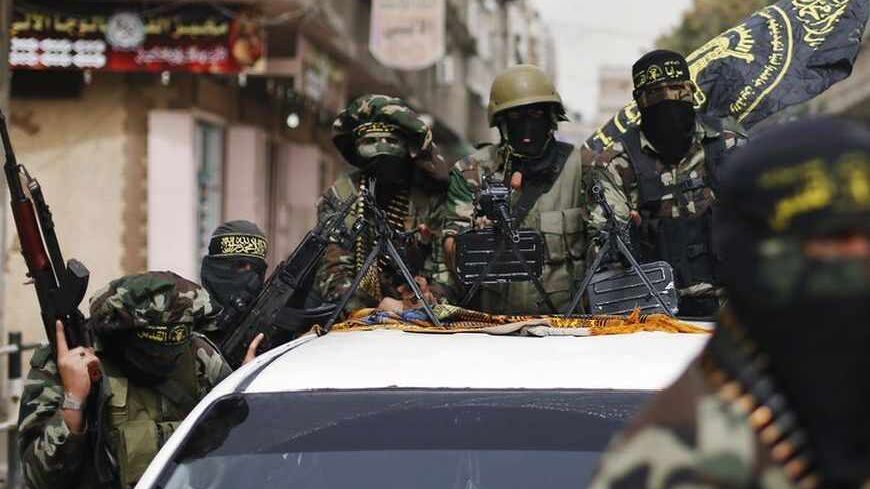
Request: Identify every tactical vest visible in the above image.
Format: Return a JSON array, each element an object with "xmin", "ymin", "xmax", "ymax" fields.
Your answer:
[
  {"xmin": 67, "ymin": 346, "xmax": 199, "ymax": 489},
  {"xmin": 620, "ymin": 115, "xmax": 726, "ymax": 291},
  {"xmin": 465, "ymin": 141, "xmax": 587, "ymax": 314},
  {"xmin": 104, "ymin": 346, "xmax": 199, "ymax": 488}
]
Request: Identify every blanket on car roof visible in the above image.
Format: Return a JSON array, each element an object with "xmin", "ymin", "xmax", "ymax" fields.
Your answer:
[{"xmin": 321, "ymin": 305, "xmax": 710, "ymax": 337}]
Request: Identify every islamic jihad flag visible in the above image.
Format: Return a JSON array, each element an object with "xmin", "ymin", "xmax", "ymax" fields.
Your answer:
[{"xmin": 585, "ymin": 0, "xmax": 870, "ymax": 152}]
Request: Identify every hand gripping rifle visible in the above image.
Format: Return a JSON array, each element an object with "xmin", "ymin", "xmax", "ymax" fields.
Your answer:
[
  {"xmin": 219, "ymin": 194, "xmax": 358, "ymax": 367},
  {"xmin": 2, "ymin": 111, "xmax": 116, "ymax": 482},
  {"xmin": 1, "ymin": 110, "xmax": 91, "ymax": 350}
]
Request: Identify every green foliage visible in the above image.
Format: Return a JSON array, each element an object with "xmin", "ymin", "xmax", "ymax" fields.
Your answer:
[{"xmin": 657, "ymin": 0, "xmax": 777, "ymax": 55}]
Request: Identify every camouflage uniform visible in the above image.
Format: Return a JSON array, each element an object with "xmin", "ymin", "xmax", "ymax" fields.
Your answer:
[
  {"xmin": 443, "ymin": 141, "xmax": 588, "ymax": 314},
  {"xmin": 18, "ymin": 272, "xmax": 232, "ymax": 489},
  {"xmin": 589, "ymin": 117, "xmax": 870, "ymax": 489},
  {"xmin": 586, "ymin": 117, "xmax": 746, "ymax": 306},
  {"xmin": 315, "ymin": 94, "xmax": 451, "ymax": 311}
]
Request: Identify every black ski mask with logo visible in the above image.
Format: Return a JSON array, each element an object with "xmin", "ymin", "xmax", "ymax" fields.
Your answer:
[
  {"xmin": 716, "ymin": 118, "xmax": 870, "ymax": 487},
  {"xmin": 633, "ymin": 50, "xmax": 696, "ymax": 166},
  {"xmin": 201, "ymin": 220, "xmax": 268, "ymax": 314}
]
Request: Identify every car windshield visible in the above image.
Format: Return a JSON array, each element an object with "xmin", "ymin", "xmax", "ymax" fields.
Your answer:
[{"xmin": 157, "ymin": 389, "xmax": 651, "ymax": 489}]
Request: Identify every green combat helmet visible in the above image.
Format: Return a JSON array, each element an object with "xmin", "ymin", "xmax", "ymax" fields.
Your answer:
[{"xmin": 487, "ymin": 64, "xmax": 569, "ymax": 126}]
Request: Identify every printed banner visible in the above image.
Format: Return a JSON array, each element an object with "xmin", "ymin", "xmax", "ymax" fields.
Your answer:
[
  {"xmin": 586, "ymin": 0, "xmax": 870, "ymax": 152},
  {"xmin": 370, "ymin": 0, "xmax": 446, "ymax": 71},
  {"xmin": 10, "ymin": 2, "xmax": 264, "ymax": 74}
]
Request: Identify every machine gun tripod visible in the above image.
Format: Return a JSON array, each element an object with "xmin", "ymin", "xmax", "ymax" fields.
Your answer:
[
  {"xmin": 320, "ymin": 178, "xmax": 442, "ymax": 333},
  {"xmin": 564, "ymin": 182, "xmax": 676, "ymax": 316}
]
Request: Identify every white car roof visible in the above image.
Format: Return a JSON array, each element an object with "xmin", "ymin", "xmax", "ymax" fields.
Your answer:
[
  {"xmin": 244, "ymin": 329, "xmax": 708, "ymax": 392},
  {"xmin": 136, "ymin": 330, "xmax": 708, "ymax": 489}
]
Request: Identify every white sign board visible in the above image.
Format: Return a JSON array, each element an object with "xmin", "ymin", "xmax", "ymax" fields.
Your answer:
[{"xmin": 369, "ymin": 0, "xmax": 445, "ymax": 71}]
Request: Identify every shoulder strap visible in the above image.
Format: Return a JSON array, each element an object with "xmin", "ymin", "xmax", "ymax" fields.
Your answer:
[
  {"xmin": 513, "ymin": 142, "xmax": 572, "ymax": 223},
  {"xmin": 620, "ymin": 127, "xmax": 667, "ymax": 206}
]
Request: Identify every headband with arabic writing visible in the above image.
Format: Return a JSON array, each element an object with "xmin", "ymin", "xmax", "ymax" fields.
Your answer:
[
  {"xmin": 632, "ymin": 50, "xmax": 691, "ymax": 92},
  {"xmin": 208, "ymin": 233, "xmax": 268, "ymax": 260},
  {"xmin": 353, "ymin": 121, "xmax": 402, "ymax": 139},
  {"xmin": 135, "ymin": 324, "xmax": 192, "ymax": 345},
  {"xmin": 717, "ymin": 118, "xmax": 870, "ymax": 238}
]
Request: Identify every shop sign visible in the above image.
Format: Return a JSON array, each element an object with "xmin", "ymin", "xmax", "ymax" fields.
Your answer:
[
  {"xmin": 370, "ymin": 0, "xmax": 445, "ymax": 71},
  {"xmin": 10, "ymin": 3, "xmax": 264, "ymax": 73}
]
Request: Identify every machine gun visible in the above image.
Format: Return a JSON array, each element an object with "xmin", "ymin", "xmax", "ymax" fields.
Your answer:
[
  {"xmin": 319, "ymin": 177, "xmax": 442, "ymax": 333},
  {"xmin": 1, "ymin": 110, "xmax": 91, "ymax": 351},
  {"xmin": 219, "ymin": 194, "xmax": 358, "ymax": 367},
  {"xmin": 454, "ymin": 176, "xmax": 554, "ymax": 313},
  {"xmin": 564, "ymin": 182, "xmax": 677, "ymax": 316}
]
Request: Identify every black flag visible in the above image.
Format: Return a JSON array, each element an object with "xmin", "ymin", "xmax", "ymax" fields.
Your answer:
[{"xmin": 586, "ymin": 0, "xmax": 869, "ymax": 152}]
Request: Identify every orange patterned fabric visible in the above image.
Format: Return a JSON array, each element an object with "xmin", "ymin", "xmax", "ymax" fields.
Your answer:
[{"xmin": 323, "ymin": 305, "xmax": 710, "ymax": 336}]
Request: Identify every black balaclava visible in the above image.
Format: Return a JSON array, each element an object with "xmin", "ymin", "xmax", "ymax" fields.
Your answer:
[
  {"xmin": 498, "ymin": 103, "xmax": 558, "ymax": 175},
  {"xmin": 353, "ymin": 122, "xmax": 412, "ymax": 186},
  {"xmin": 201, "ymin": 220, "xmax": 268, "ymax": 312},
  {"xmin": 100, "ymin": 325, "xmax": 191, "ymax": 386},
  {"xmin": 633, "ymin": 50, "xmax": 696, "ymax": 165},
  {"xmin": 716, "ymin": 117, "xmax": 870, "ymax": 487}
]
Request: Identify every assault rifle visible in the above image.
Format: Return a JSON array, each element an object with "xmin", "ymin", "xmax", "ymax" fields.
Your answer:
[
  {"xmin": 2, "ymin": 112, "xmax": 116, "ymax": 483},
  {"xmin": 1, "ymin": 110, "xmax": 91, "ymax": 351},
  {"xmin": 219, "ymin": 195, "xmax": 358, "ymax": 367}
]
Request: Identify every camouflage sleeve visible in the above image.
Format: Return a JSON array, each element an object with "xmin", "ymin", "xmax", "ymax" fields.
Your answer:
[
  {"xmin": 191, "ymin": 334, "xmax": 232, "ymax": 392},
  {"xmin": 18, "ymin": 347, "xmax": 89, "ymax": 489},
  {"xmin": 315, "ymin": 243, "xmax": 374, "ymax": 312},
  {"xmin": 419, "ymin": 193, "xmax": 457, "ymax": 304},
  {"xmin": 312, "ymin": 187, "xmax": 376, "ymax": 312},
  {"xmin": 193, "ymin": 295, "xmax": 222, "ymax": 335},
  {"xmin": 586, "ymin": 147, "xmax": 634, "ymax": 244},
  {"xmin": 442, "ymin": 166, "xmax": 478, "ymax": 239}
]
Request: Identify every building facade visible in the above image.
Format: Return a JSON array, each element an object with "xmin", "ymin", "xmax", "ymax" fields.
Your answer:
[{"xmin": 0, "ymin": 2, "xmax": 557, "ymax": 470}]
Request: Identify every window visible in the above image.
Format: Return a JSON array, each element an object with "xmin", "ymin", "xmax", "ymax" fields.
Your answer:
[
  {"xmin": 158, "ymin": 389, "xmax": 651, "ymax": 489},
  {"xmin": 195, "ymin": 121, "xmax": 225, "ymax": 260}
]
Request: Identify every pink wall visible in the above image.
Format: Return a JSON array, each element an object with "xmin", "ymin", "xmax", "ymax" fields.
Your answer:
[
  {"xmin": 225, "ymin": 125, "xmax": 270, "ymax": 229},
  {"xmin": 271, "ymin": 143, "xmax": 321, "ymax": 259},
  {"xmin": 147, "ymin": 111, "xmax": 199, "ymax": 280}
]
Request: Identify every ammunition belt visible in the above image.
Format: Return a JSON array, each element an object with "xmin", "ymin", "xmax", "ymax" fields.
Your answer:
[
  {"xmin": 353, "ymin": 180, "xmax": 410, "ymax": 300},
  {"xmin": 703, "ymin": 315, "xmax": 821, "ymax": 489}
]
